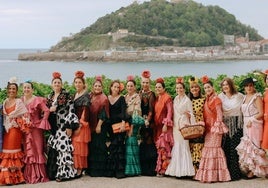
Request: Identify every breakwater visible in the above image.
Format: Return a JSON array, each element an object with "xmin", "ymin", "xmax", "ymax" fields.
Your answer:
[{"xmin": 18, "ymin": 51, "xmax": 268, "ymax": 62}]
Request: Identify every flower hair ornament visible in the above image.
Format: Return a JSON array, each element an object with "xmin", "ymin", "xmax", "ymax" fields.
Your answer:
[
  {"xmin": 188, "ymin": 77, "xmax": 199, "ymax": 85},
  {"xmin": 75, "ymin": 70, "xmax": 85, "ymax": 78},
  {"xmin": 176, "ymin": 77, "xmax": 184, "ymax": 84},
  {"xmin": 126, "ymin": 75, "xmax": 134, "ymax": 82},
  {"xmin": 264, "ymin": 69, "xmax": 268, "ymax": 75},
  {"xmin": 141, "ymin": 70, "xmax": 151, "ymax": 78},
  {"xmin": 95, "ymin": 75, "xmax": 102, "ymax": 82},
  {"xmin": 201, "ymin": 75, "xmax": 210, "ymax": 84},
  {"xmin": 52, "ymin": 72, "xmax": 61, "ymax": 79},
  {"xmin": 156, "ymin": 77, "xmax": 164, "ymax": 84},
  {"xmin": 8, "ymin": 77, "xmax": 18, "ymax": 84}
]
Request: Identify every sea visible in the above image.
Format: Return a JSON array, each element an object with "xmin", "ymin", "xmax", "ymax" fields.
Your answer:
[{"xmin": 0, "ymin": 49, "xmax": 268, "ymax": 89}]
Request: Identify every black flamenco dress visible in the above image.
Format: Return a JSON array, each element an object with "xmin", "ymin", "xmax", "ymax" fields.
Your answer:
[
  {"xmin": 106, "ymin": 96, "xmax": 129, "ymax": 178},
  {"xmin": 139, "ymin": 90, "xmax": 157, "ymax": 176}
]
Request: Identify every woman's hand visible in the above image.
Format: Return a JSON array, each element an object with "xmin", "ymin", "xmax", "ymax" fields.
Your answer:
[
  {"xmin": 264, "ymin": 113, "xmax": 268, "ymax": 120},
  {"xmin": 50, "ymin": 105, "xmax": 57, "ymax": 112},
  {"xmin": 66, "ymin": 128, "xmax": 72, "ymax": 137},
  {"xmin": 120, "ymin": 122, "xmax": 125, "ymax": 132},
  {"xmin": 246, "ymin": 120, "xmax": 252, "ymax": 128},
  {"xmin": 162, "ymin": 124, "xmax": 167, "ymax": 133},
  {"xmin": 184, "ymin": 111, "xmax": 191, "ymax": 119},
  {"xmin": 96, "ymin": 125, "xmax": 101, "ymax": 134}
]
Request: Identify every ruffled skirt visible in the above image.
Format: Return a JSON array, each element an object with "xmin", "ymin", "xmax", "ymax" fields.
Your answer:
[
  {"xmin": 236, "ymin": 135, "xmax": 268, "ymax": 177},
  {"xmin": 0, "ymin": 151, "xmax": 25, "ymax": 185},
  {"xmin": 195, "ymin": 130, "xmax": 231, "ymax": 182},
  {"xmin": 125, "ymin": 136, "xmax": 141, "ymax": 176},
  {"xmin": 155, "ymin": 132, "xmax": 173, "ymax": 174}
]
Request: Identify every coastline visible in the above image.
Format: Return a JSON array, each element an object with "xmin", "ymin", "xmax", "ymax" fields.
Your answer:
[{"xmin": 18, "ymin": 51, "xmax": 268, "ymax": 62}]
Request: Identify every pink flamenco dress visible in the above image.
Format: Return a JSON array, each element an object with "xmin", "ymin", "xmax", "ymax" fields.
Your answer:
[
  {"xmin": 236, "ymin": 93, "xmax": 268, "ymax": 177},
  {"xmin": 23, "ymin": 97, "xmax": 51, "ymax": 184},
  {"xmin": 195, "ymin": 93, "xmax": 231, "ymax": 183},
  {"xmin": 0, "ymin": 99, "xmax": 32, "ymax": 185}
]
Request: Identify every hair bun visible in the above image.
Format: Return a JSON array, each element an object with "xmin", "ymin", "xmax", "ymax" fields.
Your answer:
[
  {"xmin": 75, "ymin": 71, "xmax": 84, "ymax": 78},
  {"xmin": 127, "ymin": 75, "xmax": 134, "ymax": 81},
  {"xmin": 52, "ymin": 72, "xmax": 61, "ymax": 79},
  {"xmin": 141, "ymin": 70, "xmax": 151, "ymax": 78},
  {"xmin": 176, "ymin": 77, "xmax": 184, "ymax": 84},
  {"xmin": 95, "ymin": 75, "xmax": 102, "ymax": 82},
  {"xmin": 156, "ymin": 77, "xmax": 164, "ymax": 84}
]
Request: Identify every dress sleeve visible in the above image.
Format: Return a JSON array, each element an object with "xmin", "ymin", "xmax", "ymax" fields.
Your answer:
[
  {"xmin": 120, "ymin": 96, "xmax": 130, "ymax": 121},
  {"xmin": 63, "ymin": 96, "xmax": 79, "ymax": 130},
  {"xmin": 211, "ymin": 101, "xmax": 228, "ymax": 134},
  {"xmin": 147, "ymin": 92, "xmax": 156, "ymax": 122},
  {"xmin": 38, "ymin": 97, "xmax": 51, "ymax": 130},
  {"xmin": 162, "ymin": 97, "xmax": 173, "ymax": 127},
  {"xmin": 80, "ymin": 106, "xmax": 90, "ymax": 128}
]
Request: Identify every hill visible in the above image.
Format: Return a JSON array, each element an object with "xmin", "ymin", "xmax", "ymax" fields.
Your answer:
[{"xmin": 50, "ymin": 0, "xmax": 263, "ymax": 52}]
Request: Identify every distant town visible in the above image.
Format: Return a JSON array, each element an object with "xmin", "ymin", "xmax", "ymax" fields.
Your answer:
[{"xmin": 19, "ymin": 29, "xmax": 268, "ymax": 62}]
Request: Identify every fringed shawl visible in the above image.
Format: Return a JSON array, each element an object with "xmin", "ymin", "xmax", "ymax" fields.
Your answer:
[{"xmin": 3, "ymin": 99, "xmax": 29, "ymax": 132}]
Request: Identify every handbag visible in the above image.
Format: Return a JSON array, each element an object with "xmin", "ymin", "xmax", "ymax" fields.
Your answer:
[
  {"xmin": 132, "ymin": 110, "xmax": 145, "ymax": 126},
  {"xmin": 112, "ymin": 122, "xmax": 130, "ymax": 133},
  {"xmin": 179, "ymin": 121, "xmax": 205, "ymax": 140}
]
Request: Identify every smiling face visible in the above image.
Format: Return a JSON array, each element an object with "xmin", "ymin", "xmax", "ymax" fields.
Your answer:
[
  {"xmin": 190, "ymin": 82, "xmax": 201, "ymax": 97},
  {"xmin": 221, "ymin": 80, "xmax": 230, "ymax": 94},
  {"xmin": 74, "ymin": 77, "xmax": 85, "ymax": 93},
  {"xmin": 155, "ymin": 82, "xmax": 165, "ymax": 95},
  {"xmin": 23, "ymin": 82, "xmax": 34, "ymax": 97},
  {"xmin": 244, "ymin": 83, "xmax": 255, "ymax": 94},
  {"xmin": 7, "ymin": 84, "xmax": 18, "ymax": 99},
  {"xmin": 141, "ymin": 77, "xmax": 150, "ymax": 91},
  {"xmin": 204, "ymin": 82, "xmax": 214, "ymax": 96},
  {"xmin": 110, "ymin": 82, "xmax": 120, "ymax": 96},
  {"xmin": 51, "ymin": 78, "xmax": 62, "ymax": 92},
  {"xmin": 93, "ymin": 81, "xmax": 102, "ymax": 94},
  {"xmin": 175, "ymin": 83, "xmax": 185, "ymax": 96},
  {"xmin": 126, "ymin": 81, "xmax": 136, "ymax": 95}
]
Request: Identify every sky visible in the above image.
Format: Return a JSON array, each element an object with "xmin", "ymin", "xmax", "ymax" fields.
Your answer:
[{"xmin": 0, "ymin": 0, "xmax": 267, "ymax": 49}]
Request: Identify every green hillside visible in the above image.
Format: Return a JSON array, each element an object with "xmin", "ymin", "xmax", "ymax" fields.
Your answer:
[{"xmin": 50, "ymin": 0, "xmax": 263, "ymax": 52}]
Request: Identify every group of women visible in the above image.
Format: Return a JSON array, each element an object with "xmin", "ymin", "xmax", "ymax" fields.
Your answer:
[{"xmin": 0, "ymin": 69, "xmax": 268, "ymax": 185}]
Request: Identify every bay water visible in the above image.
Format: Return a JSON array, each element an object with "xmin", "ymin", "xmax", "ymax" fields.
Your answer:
[{"xmin": 0, "ymin": 49, "xmax": 267, "ymax": 89}]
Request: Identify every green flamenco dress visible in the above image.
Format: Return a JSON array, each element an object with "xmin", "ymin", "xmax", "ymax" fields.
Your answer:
[{"xmin": 125, "ymin": 114, "xmax": 144, "ymax": 176}]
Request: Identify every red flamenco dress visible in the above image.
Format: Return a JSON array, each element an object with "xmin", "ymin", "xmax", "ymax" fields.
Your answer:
[
  {"xmin": 0, "ymin": 101, "xmax": 31, "ymax": 185},
  {"xmin": 154, "ymin": 92, "xmax": 174, "ymax": 175}
]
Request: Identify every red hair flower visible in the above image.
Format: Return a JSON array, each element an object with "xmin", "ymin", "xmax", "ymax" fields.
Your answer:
[
  {"xmin": 127, "ymin": 75, "xmax": 134, "ymax": 81},
  {"xmin": 264, "ymin": 69, "xmax": 268, "ymax": 75},
  {"xmin": 141, "ymin": 70, "xmax": 151, "ymax": 78},
  {"xmin": 95, "ymin": 75, "xmax": 102, "ymax": 82},
  {"xmin": 201, "ymin": 75, "xmax": 210, "ymax": 84},
  {"xmin": 176, "ymin": 77, "xmax": 184, "ymax": 84},
  {"xmin": 119, "ymin": 82, "xmax": 125, "ymax": 92},
  {"xmin": 52, "ymin": 72, "xmax": 61, "ymax": 79},
  {"xmin": 156, "ymin": 77, "xmax": 164, "ymax": 84},
  {"xmin": 75, "ymin": 70, "xmax": 84, "ymax": 78}
]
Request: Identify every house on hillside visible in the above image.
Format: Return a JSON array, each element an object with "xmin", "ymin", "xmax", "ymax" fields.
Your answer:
[
  {"xmin": 111, "ymin": 29, "xmax": 130, "ymax": 42},
  {"xmin": 224, "ymin": 35, "xmax": 235, "ymax": 45},
  {"xmin": 260, "ymin": 39, "xmax": 268, "ymax": 53}
]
